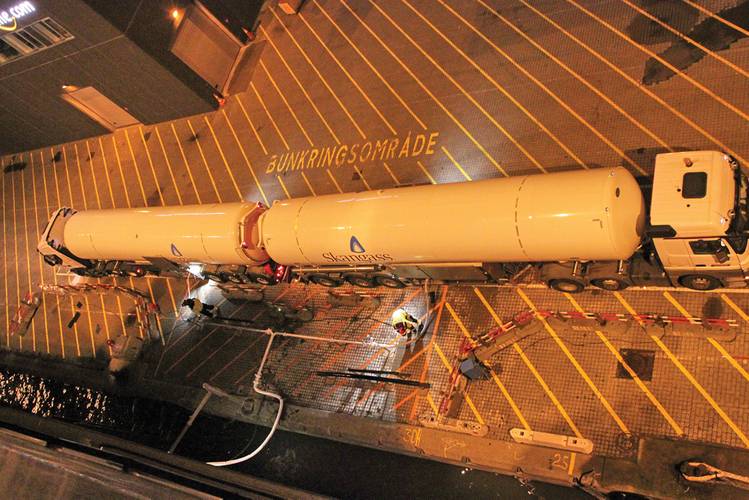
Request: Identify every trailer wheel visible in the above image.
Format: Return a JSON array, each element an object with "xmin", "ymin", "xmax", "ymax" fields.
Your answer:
[
  {"xmin": 246, "ymin": 273, "xmax": 274, "ymax": 285},
  {"xmin": 343, "ymin": 273, "xmax": 376, "ymax": 288},
  {"xmin": 679, "ymin": 274, "xmax": 721, "ymax": 291},
  {"xmin": 43, "ymin": 255, "xmax": 62, "ymax": 267},
  {"xmin": 590, "ymin": 278, "xmax": 628, "ymax": 291},
  {"xmin": 374, "ymin": 274, "xmax": 407, "ymax": 289},
  {"xmin": 548, "ymin": 278, "xmax": 585, "ymax": 293},
  {"xmin": 202, "ymin": 271, "xmax": 227, "ymax": 283},
  {"xmin": 308, "ymin": 273, "xmax": 343, "ymax": 287}
]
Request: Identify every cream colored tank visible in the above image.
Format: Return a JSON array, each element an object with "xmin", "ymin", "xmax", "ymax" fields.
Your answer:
[
  {"xmin": 259, "ymin": 167, "xmax": 645, "ymax": 266},
  {"xmin": 64, "ymin": 203, "xmax": 269, "ymax": 265}
]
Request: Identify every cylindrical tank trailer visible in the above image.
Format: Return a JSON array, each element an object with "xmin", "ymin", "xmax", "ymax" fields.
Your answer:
[{"xmin": 38, "ymin": 151, "xmax": 749, "ymax": 292}]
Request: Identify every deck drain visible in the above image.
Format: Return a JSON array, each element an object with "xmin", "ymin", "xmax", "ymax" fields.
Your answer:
[{"xmin": 616, "ymin": 349, "xmax": 655, "ymax": 381}]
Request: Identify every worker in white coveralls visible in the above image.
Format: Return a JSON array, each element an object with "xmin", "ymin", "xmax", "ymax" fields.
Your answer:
[{"xmin": 391, "ymin": 308, "xmax": 419, "ymax": 336}]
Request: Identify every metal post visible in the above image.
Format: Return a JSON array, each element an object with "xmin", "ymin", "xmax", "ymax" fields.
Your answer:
[{"xmin": 168, "ymin": 383, "xmax": 229, "ymax": 454}]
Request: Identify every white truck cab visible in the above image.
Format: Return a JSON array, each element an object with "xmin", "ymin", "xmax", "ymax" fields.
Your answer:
[{"xmin": 650, "ymin": 151, "xmax": 749, "ymax": 290}]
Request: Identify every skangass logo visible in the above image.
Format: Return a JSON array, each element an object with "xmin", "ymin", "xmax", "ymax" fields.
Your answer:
[
  {"xmin": 349, "ymin": 236, "xmax": 365, "ymax": 253},
  {"xmin": 322, "ymin": 236, "xmax": 394, "ymax": 263}
]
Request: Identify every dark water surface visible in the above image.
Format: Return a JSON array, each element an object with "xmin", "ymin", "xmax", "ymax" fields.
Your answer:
[{"xmin": 0, "ymin": 367, "xmax": 586, "ymax": 499}]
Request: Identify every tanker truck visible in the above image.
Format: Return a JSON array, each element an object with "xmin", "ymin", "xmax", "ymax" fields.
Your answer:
[{"xmin": 37, "ymin": 151, "xmax": 748, "ymax": 292}]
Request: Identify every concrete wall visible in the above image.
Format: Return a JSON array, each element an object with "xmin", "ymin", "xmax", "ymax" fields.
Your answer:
[{"xmin": 0, "ymin": 0, "xmax": 217, "ymax": 155}]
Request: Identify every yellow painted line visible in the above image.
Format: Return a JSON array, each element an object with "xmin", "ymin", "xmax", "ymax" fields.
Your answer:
[
  {"xmin": 514, "ymin": 344, "xmax": 583, "ymax": 437},
  {"xmin": 72, "ymin": 144, "xmax": 89, "ymax": 210},
  {"xmin": 95, "ymin": 142, "xmax": 133, "ymax": 341},
  {"xmin": 516, "ymin": 0, "xmax": 748, "ymax": 171},
  {"xmin": 709, "ymin": 338, "xmax": 749, "ymax": 384},
  {"xmin": 203, "ymin": 116, "xmax": 243, "ymax": 201},
  {"xmin": 123, "ymin": 130, "xmax": 150, "ymax": 206},
  {"xmin": 433, "ymin": 342, "xmax": 485, "ymax": 426},
  {"xmin": 220, "ymin": 109, "xmax": 269, "ymax": 205},
  {"xmin": 18, "ymin": 159, "xmax": 37, "ymax": 351},
  {"xmin": 341, "ymin": 1, "xmax": 506, "ymax": 176},
  {"xmin": 83, "ymin": 142, "xmax": 103, "ymax": 208},
  {"xmin": 426, "ymin": 393, "xmax": 440, "ymax": 417},
  {"xmin": 259, "ymin": 60, "xmax": 315, "ymax": 147},
  {"xmin": 1, "ymin": 158, "xmax": 9, "ymax": 347},
  {"xmin": 269, "ymin": 6, "xmax": 367, "ymax": 140},
  {"xmin": 382, "ymin": 162, "xmax": 401, "ymax": 186},
  {"xmin": 29, "ymin": 153, "xmax": 50, "ymax": 354},
  {"xmin": 83, "ymin": 296, "xmax": 97, "ymax": 358},
  {"xmin": 565, "ymin": 293, "xmax": 684, "ymax": 436},
  {"xmin": 61, "ymin": 145, "xmax": 75, "ymax": 206},
  {"xmin": 10, "ymin": 172, "xmax": 21, "ymax": 346},
  {"xmin": 475, "ymin": 0, "xmax": 670, "ymax": 162},
  {"xmin": 297, "ymin": 9, "xmax": 397, "ymax": 135},
  {"xmin": 313, "ymin": 0, "xmax": 427, "ymax": 130},
  {"xmin": 665, "ymin": 291, "xmax": 749, "ymax": 393},
  {"xmin": 442, "ymin": 147, "xmax": 472, "ymax": 181},
  {"xmin": 720, "ymin": 294, "xmax": 749, "ymax": 323},
  {"xmin": 236, "ymin": 95, "xmax": 269, "ymax": 155},
  {"xmin": 615, "ymin": 291, "xmax": 749, "ymax": 447},
  {"xmin": 564, "ymin": 0, "xmax": 749, "ymax": 126},
  {"xmin": 656, "ymin": 335, "xmax": 749, "ymax": 447},
  {"xmin": 97, "ymin": 138, "xmax": 117, "ymax": 208},
  {"xmin": 408, "ymin": 0, "xmax": 585, "ymax": 169},
  {"xmin": 300, "ymin": 171, "xmax": 317, "ymax": 196},
  {"xmin": 46, "ymin": 149, "xmax": 66, "ymax": 358},
  {"xmin": 153, "ymin": 126, "xmax": 184, "ymax": 205},
  {"xmin": 623, "ymin": 0, "xmax": 749, "ymax": 81},
  {"xmin": 518, "ymin": 288, "xmax": 630, "ymax": 434},
  {"xmin": 170, "ymin": 122, "xmax": 202, "ymax": 204},
  {"xmin": 445, "ymin": 300, "xmax": 530, "ymax": 430},
  {"xmin": 662, "ymin": 291, "xmax": 697, "ymax": 323},
  {"xmin": 464, "ymin": 0, "xmax": 646, "ymax": 175},
  {"xmin": 138, "ymin": 127, "xmax": 166, "ymax": 205},
  {"xmin": 681, "ymin": 0, "xmax": 749, "ymax": 38},
  {"xmin": 398, "ymin": 0, "xmax": 549, "ymax": 173},
  {"xmin": 250, "ymin": 81, "xmax": 290, "ymax": 150},
  {"xmin": 326, "ymin": 169, "xmax": 343, "ymax": 194},
  {"xmin": 444, "ymin": 302, "xmax": 476, "ymax": 346},
  {"xmin": 186, "ymin": 119, "xmax": 223, "ymax": 203},
  {"xmin": 353, "ymin": 165, "xmax": 372, "ymax": 190},
  {"xmin": 259, "ymin": 24, "xmax": 341, "ymax": 144},
  {"xmin": 369, "ymin": 1, "xmax": 518, "ymax": 175},
  {"xmin": 277, "ymin": 176, "xmax": 291, "ymax": 199},
  {"xmin": 110, "ymin": 136, "xmax": 132, "ymax": 208},
  {"xmin": 474, "ymin": 287, "xmax": 581, "ymax": 435},
  {"xmin": 416, "ymin": 160, "xmax": 436, "ymax": 184},
  {"xmin": 568, "ymin": 452, "xmax": 576, "ymax": 476}
]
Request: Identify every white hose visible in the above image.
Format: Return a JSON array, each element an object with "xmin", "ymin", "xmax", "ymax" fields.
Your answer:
[
  {"xmin": 207, "ymin": 330, "xmax": 283, "ymax": 467},
  {"xmin": 205, "ymin": 325, "xmax": 396, "ymax": 466}
]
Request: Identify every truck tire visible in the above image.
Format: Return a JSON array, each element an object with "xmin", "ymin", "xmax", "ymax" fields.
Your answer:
[
  {"xmin": 308, "ymin": 273, "xmax": 343, "ymax": 287},
  {"xmin": 246, "ymin": 272, "xmax": 274, "ymax": 285},
  {"xmin": 43, "ymin": 254, "xmax": 62, "ymax": 267},
  {"xmin": 590, "ymin": 277, "xmax": 629, "ymax": 291},
  {"xmin": 548, "ymin": 278, "xmax": 585, "ymax": 293},
  {"xmin": 343, "ymin": 273, "xmax": 376, "ymax": 288},
  {"xmin": 679, "ymin": 275, "xmax": 721, "ymax": 291},
  {"xmin": 374, "ymin": 274, "xmax": 407, "ymax": 289}
]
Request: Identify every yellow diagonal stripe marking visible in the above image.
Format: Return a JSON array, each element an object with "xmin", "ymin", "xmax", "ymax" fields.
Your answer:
[
  {"xmin": 518, "ymin": 288, "xmax": 629, "ymax": 434},
  {"xmin": 615, "ymin": 292, "xmax": 749, "ymax": 447},
  {"xmin": 564, "ymin": 294, "xmax": 683, "ymax": 436}
]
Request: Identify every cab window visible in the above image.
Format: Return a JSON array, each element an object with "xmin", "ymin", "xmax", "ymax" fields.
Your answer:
[{"xmin": 682, "ymin": 172, "xmax": 707, "ymax": 198}]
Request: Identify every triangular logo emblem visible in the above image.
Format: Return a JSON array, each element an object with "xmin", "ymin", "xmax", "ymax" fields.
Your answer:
[
  {"xmin": 170, "ymin": 243, "xmax": 183, "ymax": 257},
  {"xmin": 350, "ymin": 236, "xmax": 365, "ymax": 253}
]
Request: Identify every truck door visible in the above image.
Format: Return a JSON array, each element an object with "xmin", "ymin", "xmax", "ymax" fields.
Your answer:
[{"xmin": 687, "ymin": 238, "xmax": 741, "ymax": 270}]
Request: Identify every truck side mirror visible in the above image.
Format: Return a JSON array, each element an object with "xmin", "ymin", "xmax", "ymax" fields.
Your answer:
[{"xmin": 715, "ymin": 244, "xmax": 730, "ymax": 264}]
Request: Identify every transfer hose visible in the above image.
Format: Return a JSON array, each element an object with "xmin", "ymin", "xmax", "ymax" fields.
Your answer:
[{"xmin": 207, "ymin": 330, "xmax": 283, "ymax": 467}]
